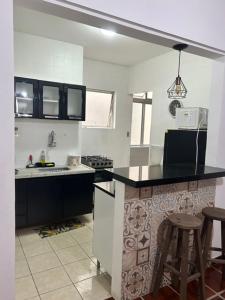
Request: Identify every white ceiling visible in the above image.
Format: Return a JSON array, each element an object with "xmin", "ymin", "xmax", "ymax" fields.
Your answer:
[{"xmin": 14, "ymin": 6, "xmax": 171, "ymax": 66}]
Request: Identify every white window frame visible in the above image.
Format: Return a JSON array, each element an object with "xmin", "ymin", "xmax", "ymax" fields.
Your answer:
[
  {"xmin": 131, "ymin": 92, "xmax": 152, "ymax": 146},
  {"xmin": 82, "ymin": 88, "xmax": 115, "ymax": 129}
]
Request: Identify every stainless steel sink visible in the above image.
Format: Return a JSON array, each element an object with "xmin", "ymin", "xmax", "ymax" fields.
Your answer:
[{"xmin": 38, "ymin": 167, "xmax": 70, "ymax": 172}]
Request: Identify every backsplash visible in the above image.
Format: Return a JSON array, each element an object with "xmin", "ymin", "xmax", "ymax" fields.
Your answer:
[{"xmin": 15, "ymin": 118, "xmax": 81, "ymax": 168}]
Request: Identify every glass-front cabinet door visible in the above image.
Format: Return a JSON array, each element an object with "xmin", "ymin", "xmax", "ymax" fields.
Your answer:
[
  {"xmin": 64, "ymin": 84, "xmax": 86, "ymax": 120},
  {"xmin": 39, "ymin": 81, "xmax": 63, "ymax": 119},
  {"xmin": 14, "ymin": 77, "xmax": 38, "ymax": 118}
]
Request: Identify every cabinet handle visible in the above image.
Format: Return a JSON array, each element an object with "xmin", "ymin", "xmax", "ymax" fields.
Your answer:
[{"xmin": 44, "ymin": 115, "xmax": 59, "ymax": 119}]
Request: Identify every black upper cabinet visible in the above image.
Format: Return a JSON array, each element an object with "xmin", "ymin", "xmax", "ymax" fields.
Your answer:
[
  {"xmin": 14, "ymin": 77, "xmax": 86, "ymax": 121},
  {"xmin": 64, "ymin": 84, "xmax": 86, "ymax": 121},
  {"xmin": 39, "ymin": 80, "xmax": 63, "ymax": 120},
  {"xmin": 14, "ymin": 77, "xmax": 39, "ymax": 118}
]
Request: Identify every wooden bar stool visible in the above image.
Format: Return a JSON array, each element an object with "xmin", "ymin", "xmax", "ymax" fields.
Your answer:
[
  {"xmin": 153, "ymin": 213, "xmax": 205, "ymax": 300},
  {"xmin": 202, "ymin": 207, "xmax": 225, "ymax": 278}
]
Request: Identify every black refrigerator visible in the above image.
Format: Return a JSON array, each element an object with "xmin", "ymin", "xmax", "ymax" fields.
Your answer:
[{"xmin": 163, "ymin": 129, "xmax": 207, "ymax": 166}]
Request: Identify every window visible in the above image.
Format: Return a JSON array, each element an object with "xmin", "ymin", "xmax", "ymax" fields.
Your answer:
[
  {"xmin": 82, "ymin": 89, "xmax": 115, "ymax": 128},
  {"xmin": 130, "ymin": 92, "xmax": 152, "ymax": 146}
]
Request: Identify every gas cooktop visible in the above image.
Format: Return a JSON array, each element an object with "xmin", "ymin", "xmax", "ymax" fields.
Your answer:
[{"xmin": 81, "ymin": 155, "xmax": 113, "ymax": 169}]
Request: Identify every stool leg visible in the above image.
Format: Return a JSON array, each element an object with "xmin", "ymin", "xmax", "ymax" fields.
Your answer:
[
  {"xmin": 194, "ymin": 229, "xmax": 206, "ymax": 300},
  {"xmin": 201, "ymin": 217, "xmax": 208, "ymax": 247},
  {"xmin": 153, "ymin": 224, "xmax": 174, "ymax": 297},
  {"xmin": 180, "ymin": 230, "xmax": 189, "ymax": 300},
  {"xmin": 221, "ymin": 221, "xmax": 225, "ymax": 280},
  {"xmin": 202, "ymin": 219, "xmax": 213, "ymax": 269},
  {"xmin": 172, "ymin": 228, "xmax": 182, "ymax": 290}
]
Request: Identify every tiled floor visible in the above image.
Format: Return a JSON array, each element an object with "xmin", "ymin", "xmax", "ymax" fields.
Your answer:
[
  {"xmin": 16, "ymin": 214, "xmax": 112, "ymax": 300},
  {"xmin": 106, "ymin": 264, "xmax": 225, "ymax": 300}
]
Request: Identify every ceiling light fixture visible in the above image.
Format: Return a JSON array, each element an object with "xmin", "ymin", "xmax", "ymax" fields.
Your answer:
[
  {"xmin": 101, "ymin": 29, "xmax": 116, "ymax": 37},
  {"xmin": 167, "ymin": 43, "xmax": 188, "ymax": 99}
]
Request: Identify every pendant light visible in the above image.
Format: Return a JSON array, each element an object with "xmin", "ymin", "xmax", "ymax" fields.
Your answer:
[{"xmin": 167, "ymin": 43, "xmax": 188, "ymax": 99}]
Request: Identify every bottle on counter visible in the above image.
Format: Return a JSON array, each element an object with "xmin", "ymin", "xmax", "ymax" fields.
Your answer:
[
  {"xmin": 26, "ymin": 154, "xmax": 35, "ymax": 168},
  {"xmin": 40, "ymin": 150, "xmax": 46, "ymax": 166}
]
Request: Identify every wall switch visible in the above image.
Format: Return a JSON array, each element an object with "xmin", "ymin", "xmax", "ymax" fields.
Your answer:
[{"xmin": 127, "ymin": 131, "xmax": 130, "ymax": 137}]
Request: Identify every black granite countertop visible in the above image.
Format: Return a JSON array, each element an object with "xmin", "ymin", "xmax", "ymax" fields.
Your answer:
[
  {"xmin": 93, "ymin": 181, "xmax": 115, "ymax": 197},
  {"xmin": 103, "ymin": 164, "xmax": 225, "ymax": 188}
]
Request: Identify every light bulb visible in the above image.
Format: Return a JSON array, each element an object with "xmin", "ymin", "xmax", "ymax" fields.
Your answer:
[
  {"xmin": 175, "ymin": 84, "xmax": 181, "ymax": 95},
  {"xmin": 101, "ymin": 29, "xmax": 116, "ymax": 37}
]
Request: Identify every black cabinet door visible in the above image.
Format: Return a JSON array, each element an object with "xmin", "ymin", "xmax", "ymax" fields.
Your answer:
[
  {"xmin": 63, "ymin": 84, "xmax": 86, "ymax": 121},
  {"xmin": 62, "ymin": 174, "xmax": 94, "ymax": 219},
  {"xmin": 39, "ymin": 81, "xmax": 64, "ymax": 120},
  {"xmin": 15, "ymin": 180, "xmax": 28, "ymax": 228},
  {"xmin": 27, "ymin": 177, "xmax": 62, "ymax": 226},
  {"xmin": 14, "ymin": 77, "xmax": 39, "ymax": 118}
]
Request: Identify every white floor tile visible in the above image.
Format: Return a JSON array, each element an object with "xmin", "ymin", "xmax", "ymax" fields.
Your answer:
[
  {"xmin": 33, "ymin": 266, "xmax": 71, "ymax": 294},
  {"xmin": 16, "ymin": 259, "xmax": 30, "ymax": 279},
  {"xmin": 40, "ymin": 285, "xmax": 82, "ymax": 300},
  {"xmin": 56, "ymin": 245, "xmax": 88, "ymax": 265},
  {"xmin": 75, "ymin": 274, "xmax": 111, "ymax": 300},
  {"xmin": 27, "ymin": 252, "xmax": 61, "ymax": 274},
  {"xmin": 64, "ymin": 258, "xmax": 100, "ymax": 283},
  {"xmin": 16, "ymin": 276, "xmax": 38, "ymax": 300},
  {"xmin": 18, "ymin": 229, "xmax": 42, "ymax": 246},
  {"xmin": 16, "ymin": 235, "xmax": 21, "ymax": 246},
  {"xmin": 22, "ymin": 239, "xmax": 52, "ymax": 258},
  {"xmin": 48, "ymin": 233, "xmax": 77, "ymax": 251},
  {"xmin": 16, "ymin": 245, "xmax": 25, "ymax": 261},
  {"xmin": 69, "ymin": 226, "xmax": 93, "ymax": 244},
  {"xmin": 80, "ymin": 241, "xmax": 94, "ymax": 257}
]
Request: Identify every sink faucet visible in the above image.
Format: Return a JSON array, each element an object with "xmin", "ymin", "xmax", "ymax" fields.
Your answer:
[{"xmin": 48, "ymin": 130, "xmax": 56, "ymax": 147}]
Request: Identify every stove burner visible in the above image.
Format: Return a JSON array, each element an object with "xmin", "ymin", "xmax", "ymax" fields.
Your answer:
[{"xmin": 81, "ymin": 155, "xmax": 113, "ymax": 169}]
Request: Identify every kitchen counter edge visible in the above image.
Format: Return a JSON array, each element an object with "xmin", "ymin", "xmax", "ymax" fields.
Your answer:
[{"xmin": 15, "ymin": 164, "xmax": 95, "ymax": 179}]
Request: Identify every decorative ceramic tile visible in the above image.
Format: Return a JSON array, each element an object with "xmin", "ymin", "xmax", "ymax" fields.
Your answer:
[
  {"xmin": 121, "ymin": 179, "xmax": 216, "ymax": 300},
  {"xmin": 124, "ymin": 200, "xmax": 151, "ymax": 237},
  {"xmin": 188, "ymin": 181, "xmax": 198, "ymax": 192},
  {"xmin": 137, "ymin": 247, "xmax": 149, "ymax": 265},
  {"xmin": 137, "ymin": 232, "xmax": 151, "ymax": 249},
  {"xmin": 123, "ymin": 236, "xmax": 138, "ymax": 251},
  {"xmin": 122, "ymin": 263, "xmax": 150, "ymax": 300},
  {"xmin": 125, "ymin": 186, "xmax": 139, "ymax": 200},
  {"xmin": 122, "ymin": 250, "xmax": 137, "ymax": 271},
  {"xmin": 140, "ymin": 187, "xmax": 152, "ymax": 199}
]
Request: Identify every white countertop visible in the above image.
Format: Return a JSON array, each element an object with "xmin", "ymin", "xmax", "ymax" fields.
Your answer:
[{"xmin": 15, "ymin": 164, "xmax": 95, "ymax": 179}]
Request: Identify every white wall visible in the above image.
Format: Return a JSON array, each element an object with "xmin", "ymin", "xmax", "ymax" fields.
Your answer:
[
  {"xmin": 0, "ymin": 1, "xmax": 15, "ymax": 299},
  {"xmin": 81, "ymin": 59, "xmax": 132, "ymax": 167},
  {"xmin": 14, "ymin": 32, "xmax": 83, "ymax": 168},
  {"xmin": 129, "ymin": 51, "xmax": 213, "ymax": 148}
]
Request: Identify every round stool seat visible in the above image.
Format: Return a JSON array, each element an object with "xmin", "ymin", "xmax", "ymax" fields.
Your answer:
[
  {"xmin": 168, "ymin": 213, "xmax": 202, "ymax": 229},
  {"xmin": 202, "ymin": 207, "xmax": 225, "ymax": 222}
]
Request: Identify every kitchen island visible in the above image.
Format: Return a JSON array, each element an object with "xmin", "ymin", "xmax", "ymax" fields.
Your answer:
[{"xmin": 93, "ymin": 164, "xmax": 225, "ymax": 300}]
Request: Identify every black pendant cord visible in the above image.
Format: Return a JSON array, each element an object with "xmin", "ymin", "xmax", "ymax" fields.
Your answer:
[{"xmin": 178, "ymin": 50, "xmax": 181, "ymax": 77}]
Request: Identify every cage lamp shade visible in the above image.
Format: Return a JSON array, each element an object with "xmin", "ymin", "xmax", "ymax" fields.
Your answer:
[{"xmin": 167, "ymin": 43, "xmax": 188, "ymax": 99}]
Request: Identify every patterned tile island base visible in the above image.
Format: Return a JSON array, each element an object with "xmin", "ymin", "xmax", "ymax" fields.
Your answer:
[{"xmin": 120, "ymin": 179, "xmax": 216, "ymax": 300}]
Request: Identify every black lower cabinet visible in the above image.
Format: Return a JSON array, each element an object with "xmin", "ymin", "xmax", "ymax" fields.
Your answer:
[
  {"xmin": 15, "ymin": 173, "xmax": 94, "ymax": 228},
  {"xmin": 27, "ymin": 177, "xmax": 61, "ymax": 226},
  {"xmin": 62, "ymin": 174, "xmax": 94, "ymax": 219},
  {"xmin": 15, "ymin": 180, "xmax": 28, "ymax": 228}
]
